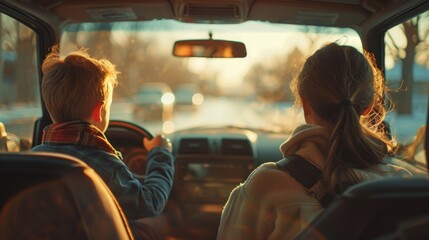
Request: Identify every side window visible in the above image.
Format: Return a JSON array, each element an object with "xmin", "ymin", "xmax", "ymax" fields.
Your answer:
[
  {"xmin": 0, "ymin": 13, "xmax": 40, "ymax": 151},
  {"xmin": 384, "ymin": 11, "xmax": 429, "ymax": 171}
]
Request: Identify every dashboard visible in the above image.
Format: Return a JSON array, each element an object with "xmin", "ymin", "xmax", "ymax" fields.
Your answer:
[{"xmin": 105, "ymin": 121, "xmax": 287, "ymax": 239}]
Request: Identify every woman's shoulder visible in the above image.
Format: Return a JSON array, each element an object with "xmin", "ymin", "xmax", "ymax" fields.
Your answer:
[
  {"xmin": 376, "ymin": 161, "xmax": 415, "ymax": 177},
  {"xmin": 385, "ymin": 157, "xmax": 427, "ymax": 177},
  {"xmin": 349, "ymin": 162, "xmax": 413, "ymax": 181},
  {"xmin": 248, "ymin": 162, "xmax": 285, "ymax": 180},
  {"xmin": 243, "ymin": 161, "xmax": 304, "ymax": 196}
]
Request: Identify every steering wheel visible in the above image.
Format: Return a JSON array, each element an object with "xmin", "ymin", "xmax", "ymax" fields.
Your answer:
[{"xmin": 105, "ymin": 120, "xmax": 153, "ymax": 179}]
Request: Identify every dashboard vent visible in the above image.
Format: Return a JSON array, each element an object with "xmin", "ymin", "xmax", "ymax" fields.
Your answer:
[
  {"xmin": 178, "ymin": 138, "xmax": 209, "ymax": 154},
  {"xmin": 221, "ymin": 139, "xmax": 252, "ymax": 156}
]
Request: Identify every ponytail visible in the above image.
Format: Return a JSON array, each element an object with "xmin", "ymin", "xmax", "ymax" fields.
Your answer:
[
  {"xmin": 293, "ymin": 43, "xmax": 396, "ymax": 193},
  {"xmin": 325, "ymin": 99, "xmax": 389, "ymax": 192}
]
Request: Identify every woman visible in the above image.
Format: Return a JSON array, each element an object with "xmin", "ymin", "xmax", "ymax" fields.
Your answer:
[{"xmin": 216, "ymin": 42, "xmax": 411, "ymax": 240}]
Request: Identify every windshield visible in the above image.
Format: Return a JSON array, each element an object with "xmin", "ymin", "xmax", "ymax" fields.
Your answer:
[
  {"xmin": 60, "ymin": 20, "xmax": 362, "ymax": 135},
  {"xmin": 1, "ymin": 12, "xmax": 427, "ymax": 170}
]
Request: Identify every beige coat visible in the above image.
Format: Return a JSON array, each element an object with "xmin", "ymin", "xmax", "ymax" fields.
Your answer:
[{"xmin": 217, "ymin": 124, "xmax": 412, "ymax": 240}]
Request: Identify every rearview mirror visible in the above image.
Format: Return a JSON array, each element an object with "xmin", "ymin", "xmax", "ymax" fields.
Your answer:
[{"xmin": 173, "ymin": 39, "xmax": 247, "ymax": 58}]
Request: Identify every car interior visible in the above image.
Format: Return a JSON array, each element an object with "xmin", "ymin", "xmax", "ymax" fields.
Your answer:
[
  {"xmin": 296, "ymin": 176, "xmax": 429, "ymax": 239},
  {"xmin": 0, "ymin": 152, "xmax": 133, "ymax": 240},
  {"xmin": 0, "ymin": 0, "xmax": 428, "ymax": 239}
]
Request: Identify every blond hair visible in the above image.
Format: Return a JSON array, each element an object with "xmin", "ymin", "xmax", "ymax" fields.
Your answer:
[
  {"xmin": 41, "ymin": 46, "xmax": 119, "ymax": 122},
  {"xmin": 291, "ymin": 42, "xmax": 395, "ymax": 192}
]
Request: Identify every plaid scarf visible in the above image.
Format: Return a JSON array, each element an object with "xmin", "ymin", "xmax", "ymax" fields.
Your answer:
[{"xmin": 41, "ymin": 120, "xmax": 121, "ymax": 158}]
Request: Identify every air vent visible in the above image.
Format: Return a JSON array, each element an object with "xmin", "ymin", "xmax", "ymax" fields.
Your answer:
[
  {"xmin": 174, "ymin": 0, "xmax": 254, "ymax": 23},
  {"xmin": 86, "ymin": 7, "xmax": 137, "ymax": 21},
  {"xmin": 296, "ymin": 11, "xmax": 339, "ymax": 25},
  {"xmin": 221, "ymin": 139, "xmax": 252, "ymax": 156},
  {"xmin": 183, "ymin": 3, "xmax": 240, "ymax": 19},
  {"xmin": 178, "ymin": 138, "xmax": 209, "ymax": 154}
]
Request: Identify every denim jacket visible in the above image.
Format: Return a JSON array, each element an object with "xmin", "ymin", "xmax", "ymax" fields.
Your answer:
[{"xmin": 32, "ymin": 121, "xmax": 175, "ymax": 220}]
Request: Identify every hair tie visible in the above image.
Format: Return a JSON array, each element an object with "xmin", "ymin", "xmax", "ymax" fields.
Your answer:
[{"xmin": 340, "ymin": 99, "xmax": 353, "ymax": 108}]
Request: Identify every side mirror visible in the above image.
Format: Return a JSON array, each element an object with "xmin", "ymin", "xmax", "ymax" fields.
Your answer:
[{"xmin": 173, "ymin": 39, "xmax": 247, "ymax": 58}]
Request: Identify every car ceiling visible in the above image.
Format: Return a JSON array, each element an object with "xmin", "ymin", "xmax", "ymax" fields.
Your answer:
[{"xmin": 4, "ymin": 0, "xmax": 428, "ymax": 30}]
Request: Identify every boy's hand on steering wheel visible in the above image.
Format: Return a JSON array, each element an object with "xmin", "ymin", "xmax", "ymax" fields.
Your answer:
[{"xmin": 143, "ymin": 135, "xmax": 172, "ymax": 152}]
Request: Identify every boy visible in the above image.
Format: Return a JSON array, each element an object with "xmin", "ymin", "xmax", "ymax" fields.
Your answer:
[{"xmin": 32, "ymin": 46, "xmax": 175, "ymax": 239}]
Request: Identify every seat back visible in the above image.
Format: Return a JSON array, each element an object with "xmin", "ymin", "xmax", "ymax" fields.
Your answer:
[
  {"xmin": 295, "ymin": 177, "xmax": 429, "ymax": 240},
  {"xmin": 0, "ymin": 152, "xmax": 133, "ymax": 240}
]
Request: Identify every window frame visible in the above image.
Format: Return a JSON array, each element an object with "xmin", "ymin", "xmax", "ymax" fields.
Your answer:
[{"xmin": 0, "ymin": 1, "xmax": 56, "ymax": 146}]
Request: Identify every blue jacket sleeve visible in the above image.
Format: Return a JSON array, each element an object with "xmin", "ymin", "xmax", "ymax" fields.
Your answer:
[
  {"xmin": 109, "ymin": 147, "xmax": 175, "ymax": 220},
  {"xmin": 32, "ymin": 144, "xmax": 175, "ymax": 220}
]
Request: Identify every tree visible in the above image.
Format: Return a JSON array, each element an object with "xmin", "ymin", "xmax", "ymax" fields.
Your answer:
[
  {"xmin": 15, "ymin": 23, "xmax": 36, "ymax": 103},
  {"xmin": 386, "ymin": 13, "xmax": 429, "ymax": 114},
  {"xmin": 0, "ymin": 14, "xmax": 37, "ymax": 106},
  {"xmin": 273, "ymin": 47, "xmax": 305, "ymax": 102},
  {"xmin": 244, "ymin": 47, "xmax": 305, "ymax": 102}
]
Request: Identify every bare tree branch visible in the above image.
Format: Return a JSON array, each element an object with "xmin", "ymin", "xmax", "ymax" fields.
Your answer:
[
  {"xmin": 421, "ymin": 16, "xmax": 429, "ymax": 41},
  {"xmin": 386, "ymin": 31, "xmax": 401, "ymax": 52}
]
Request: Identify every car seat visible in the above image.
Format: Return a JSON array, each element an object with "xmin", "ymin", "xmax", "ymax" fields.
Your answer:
[
  {"xmin": 0, "ymin": 152, "xmax": 133, "ymax": 240},
  {"xmin": 294, "ymin": 177, "xmax": 429, "ymax": 240}
]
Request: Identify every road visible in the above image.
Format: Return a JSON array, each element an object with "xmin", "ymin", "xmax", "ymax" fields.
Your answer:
[
  {"xmin": 0, "ymin": 97, "xmax": 299, "ymax": 140},
  {"xmin": 110, "ymin": 97, "xmax": 299, "ymax": 135}
]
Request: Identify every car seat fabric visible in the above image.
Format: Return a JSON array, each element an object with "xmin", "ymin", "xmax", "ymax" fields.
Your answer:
[
  {"xmin": 0, "ymin": 152, "xmax": 133, "ymax": 240},
  {"xmin": 294, "ymin": 177, "xmax": 429, "ymax": 240}
]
